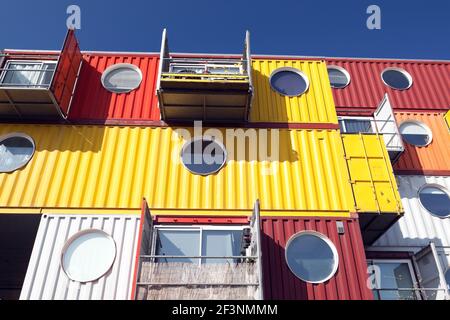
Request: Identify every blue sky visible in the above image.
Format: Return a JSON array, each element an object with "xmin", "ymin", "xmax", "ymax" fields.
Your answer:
[{"xmin": 0, "ymin": 0, "xmax": 449, "ymax": 59}]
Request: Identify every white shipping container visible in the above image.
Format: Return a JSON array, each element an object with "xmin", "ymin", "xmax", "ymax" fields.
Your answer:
[{"xmin": 20, "ymin": 214, "xmax": 141, "ymax": 300}]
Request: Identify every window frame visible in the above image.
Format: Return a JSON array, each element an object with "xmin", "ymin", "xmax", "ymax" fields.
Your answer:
[
  {"xmin": 269, "ymin": 67, "xmax": 310, "ymax": 97},
  {"xmin": 0, "ymin": 60, "xmax": 57, "ymax": 88},
  {"xmin": 417, "ymin": 184, "xmax": 450, "ymax": 219},
  {"xmin": 152, "ymin": 225, "xmax": 247, "ymax": 265},
  {"xmin": 398, "ymin": 120, "xmax": 433, "ymax": 147},
  {"xmin": 338, "ymin": 116, "xmax": 376, "ymax": 134},
  {"xmin": 327, "ymin": 65, "xmax": 351, "ymax": 89},
  {"xmin": 381, "ymin": 67, "xmax": 413, "ymax": 90},
  {"xmin": 284, "ymin": 230, "xmax": 339, "ymax": 284},
  {"xmin": 0, "ymin": 132, "xmax": 36, "ymax": 173},
  {"xmin": 180, "ymin": 136, "xmax": 228, "ymax": 176},
  {"xmin": 100, "ymin": 63, "xmax": 143, "ymax": 94},
  {"xmin": 367, "ymin": 258, "xmax": 421, "ymax": 300}
]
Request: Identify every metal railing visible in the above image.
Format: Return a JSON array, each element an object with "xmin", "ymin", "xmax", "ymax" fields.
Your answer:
[
  {"xmin": 0, "ymin": 68, "xmax": 55, "ymax": 88},
  {"xmin": 373, "ymin": 287, "xmax": 449, "ymax": 300}
]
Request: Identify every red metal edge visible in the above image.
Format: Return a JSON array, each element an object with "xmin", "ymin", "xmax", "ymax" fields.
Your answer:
[
  {"xmin": 129, "ymin": 198, "xmax": 148, "ymax": 300},
  {"xmin": 394, "ymin": 169, "xmax": 450, "ymax": 176},
  {"xmin": 154, "ymin": 216, "xmax": 250, "ymax": 225}
]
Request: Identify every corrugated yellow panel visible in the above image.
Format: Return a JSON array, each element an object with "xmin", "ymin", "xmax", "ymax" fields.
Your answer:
[
  {"xmin": 250, "ymin": 59, "xmax": 338, "ymax": 124},
  {"xmin": 0, "ymin": 125, "xmax": 354, "ymax": 215},
  {"xmin": 341, "ymin": 134, "xmax": 403, "ymax": 214},
  {"xmin": 445, "ymin": 110, "xmax": 450, "ymax": 131}
]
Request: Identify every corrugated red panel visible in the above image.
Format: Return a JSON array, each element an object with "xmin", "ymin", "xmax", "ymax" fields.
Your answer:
[
  {"xmin": 51, "ymin": 29, "xmax": 83, "ymax": 116},
  {"xmin": 393, "ymin": 112, "xmax": 450, "ymax": 175},
  {"xmin": 261, "ymin": 216, "xmax": 373, "ymax": 300},
  {"xmin": 326, "ymin": 58, "xmax": 450, "ymax": 112},
  {"xmin": 68, "ymin": 53, "xmax": 160, "ymax": 121}
]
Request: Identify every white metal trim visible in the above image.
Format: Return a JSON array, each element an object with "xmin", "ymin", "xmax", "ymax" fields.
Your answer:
[
  {"xmin": 381, "ymin": 67, "xmax": 413, "ymax": 90},
  {"xmin": 327, "ymin": 65, "xmax": 351, "ymax": 89},
  {"xmin": 0, "ymin": 132, "xmax": 36, "ymax": 173},
  {"xmin": 100, "ymin": 63, "xmax": 143, "ymax": 94},
  {"xmin": 269, "ymin": 67, "xmax": 310, "ymax": 97}
]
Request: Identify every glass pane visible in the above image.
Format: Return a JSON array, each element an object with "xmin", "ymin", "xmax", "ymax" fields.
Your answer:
[
  {"xmin": 103, "ymin": 66, "xmax": 141, "ymax": 93},
  {"xmin": 343, "ymin": 119, "xmax": 373, "ymax": 133},
  {"xmin": 445, "ymin": 269, "xmax": 450, "ymax": 294},
  {"xmin": 382, "ymin": 69, "xmax": 411, "ymax": 90},
  {"xmin": 202, "ymin": 230, "xmax": 243, "ymax": 264},
  {"xmin": 0, "ymin": 136, "xmax": 34, "ymax": 172},
  {"xmin": 182, "ymin": 139, "xmax": 226, "ymax": 175},
  {"xmin": 328, "ymin": 68, "xmax": 348, "ymax": 88},
  {"xmin": 400, "ymin": 122, "xmax": 431, "ymax": 146},
  {"xmin": 39, "ymin": 63, "xmax": 56, "ymax": 86},
  {"xmin": 156, "ymin": 230, "xmax": 200, "ymax": 263},
  {"xmin": 373, "ymin": 262, "xmax": 417, "ymax": 300},
  {"xmin": 2, "ymin": 63, "xmax": 41, "ymax": 86},
  {"xmin": 419, "ymin": 186, "xmax": 450, "ymax": 217},
  {"xmin": 270, "ymin": 70, "xmax": 308, "ymax": 96},
  {"xmin": 286, "ymin": 233, "xmax": 337, "ymax": 283}
]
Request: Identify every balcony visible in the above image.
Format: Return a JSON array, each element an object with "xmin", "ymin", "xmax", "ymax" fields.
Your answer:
[
  {"xmin": 339, "ymin": 94, "xmax": 404, "ymax": 163},
  {"xmin": 157, "ymin": 29, "xmax": 253, "ymax": 123},
  {"xmin": 0, "ymin": 29, "xmax": 82, "ymax": 120},
  {"xmin": 134, "ymin": 200, "xmax": 263, "ymax": 300}
]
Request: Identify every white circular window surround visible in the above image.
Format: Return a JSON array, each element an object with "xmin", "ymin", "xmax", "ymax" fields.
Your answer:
[
  {"xmin": 399, "ymin": 120, "xmax": 433, "ymax": 147},
  {"xmin": 285, "ymin": 231, "xmax": 339, "ymax": 284},
  {"xmin": 418, "ymin": 184, "xmax": 450, "ymax": 219},
  {"xmin": 61, "ymin": 229, "xmax": 117, "ymax": 283},
  {"xmin": 181, "ymin": 136, "xmax": 227, "ymax": 176},
  {"xmin": 327, "ymin": 65, "xmax": 351, "ymax": 89},
  {"xmin": 101, "ymin": 63, "xmax": 143, "ymax": 93},
  {"xmin": 269, "ymin": 67, "xmax": 310, "ymax": 97},
  {"xmin": 381, "ymin": 67, "xmax": 413, "ymax": 90},
  {"xmin": 0, "ymin": 133, "xmax": 35, "ymax": 173}
]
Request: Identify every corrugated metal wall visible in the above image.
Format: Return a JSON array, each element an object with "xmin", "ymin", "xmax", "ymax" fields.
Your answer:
[
  {"xmin": 341, "ymin": 134, "xmax": 403, "ymax": 214},
  {"xmin": 68, "ymin": 54, "xmax": 160, "ymax": 122},
  {"xmin": 20, "ymin": 214, "xmax": 140, "ymax": 300},
  {"xmin": 394, "ymin": 112, "xmax": 450, "ymax": 175},
  {"xmin": 261, "ymin": 216, "xmax": 374, "ymax": 300},
  {"xmin": 444, "ymin": 110, "xmax": 450, "ymax": 131},
  {"xmin": 373, "ymin": 175, "xmax": 450, "ymax": 247},
  {"xmin": 250, "ymin": 59, "xmax": 338, "ymax": 124},
  {"xmin": 0, "ymin": 125, "xmax": 355, "ymax": 215},
  {"xmin": 325, "ymin": 58, "xmax": 450, "ymax": 112}
]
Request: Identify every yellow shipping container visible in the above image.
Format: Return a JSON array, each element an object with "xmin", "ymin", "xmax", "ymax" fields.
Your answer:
[
  {"xmin": 0, "ymin": 125, "xmax": 352, "ymax": 216},
  {"xmin": 445, "ymin": 110, "xmax": 450, "ymax": 131},
  {"xmin": 250, "ymin": 59, "xmax": 338, "ymax": 124},
  {"xmin": 341, "ymin": 134, "xmax": 403, "ymax": 214}
]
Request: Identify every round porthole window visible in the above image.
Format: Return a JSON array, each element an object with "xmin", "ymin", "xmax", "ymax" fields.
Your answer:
[
  {"xmin": 418, "ymin": 185, "xmax": 450, "ymax": 218},
  {"xmin": 101, "ymin": 63, "xmax": 143, "ymax": 93},
  {"xmin": 181, "ymin": 137, "xmax": 227, "ymax": 176},
  {"xmin": 285, "ymin": 231, "xmax": 339, "ymax": 283},
  {"xmin": 0, "ymin": 133, "xmax": 35, "ymax": 173},
  {"xmin": 399, "ymin": 121, "xmax": 432, "ymax": 147},
  {"xmin": 327, "ymin": 66, "xmax": 351, "ymax": 89},
  {"xmin": 269, "ymin": 67, "xmax": 309, "ymax": 97},
  {"xmin": 61, "ymin": 229, "xmax": 117, "ymax": 283},
  {"xmin": 381, "ymin": 68, "xmax": 413, "ymax": 90}
]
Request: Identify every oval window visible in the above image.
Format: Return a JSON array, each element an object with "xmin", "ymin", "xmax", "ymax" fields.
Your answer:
[
  {"xmin": 418, "ymin": 185, "xmax": 450, "ymax": 218},
  {"xmin": 269, "ymin": 67, "xmax": 309, "ymax": 97},
  {"xmin": 399, "ymin": 121, "xmax": 432, "ymax": 147},
  {"xmin": 327, "ymin": 66, "xmax": 350, "ymax": 89},
  {"xmin": 0, "ymin": 133, "xmax": 35, "ymax": 173},
  {"xmin": 381, "ymin": 68, "xmax": 413, "ymax": 90},
  {"xmin": 181, "ymin": 137, "xmax": 227, "ymax": 176},
  {"xmin": 101, "ymin": 63, "xmax": 143, "ymax": 93},
  {"xmin": 285, "ymin": 231, "xmax": 339, "ymax": 283},
  {"xmin": 61, "ymin": 229, "xmax": 117, "ymax": 283}
]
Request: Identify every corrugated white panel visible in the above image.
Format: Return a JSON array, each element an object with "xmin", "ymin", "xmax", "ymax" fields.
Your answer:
[
  {"xmin": 373, "ymin": 175, "xmax": 450, "ymax": 248},
  {"xmin": 20, "ymin": 214, "xmax": 140, "ymax": 300}
]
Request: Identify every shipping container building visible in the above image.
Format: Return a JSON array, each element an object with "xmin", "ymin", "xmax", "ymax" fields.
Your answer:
[{"xmin": 367, "ymin": 175, "xmax": 450, "ymax": 300}]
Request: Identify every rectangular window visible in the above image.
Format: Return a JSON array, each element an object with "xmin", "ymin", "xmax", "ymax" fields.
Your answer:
[
  {"xmin": 0, "ymin": 60, "xmax": 56, "ymax": 88},
  {"xmin": 368, "ymin": 259, "xmax": 420, "ymax": 300},
  {"xmin": 154, "ymin": 226, "xmax": 245, "ymax": 264},
  {"xmin": 339, "ymin": 117, "xmax": 374, "ymax": 134}
]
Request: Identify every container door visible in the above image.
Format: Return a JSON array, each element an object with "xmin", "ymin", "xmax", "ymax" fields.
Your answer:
[
  {"xmin": 373, "ymin": 94, "xmax": 404, "ymax": 162},
  {"xmin": 412, "ymin": 242, "xmax": 449, "ymax": 300},
  {"xmin": 50, "ymin": 29, "xmax": 83, "ymax": 117},
  {"xmin": 250, "ymin": 199, "xmax": 263, "ymax": 300}
]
